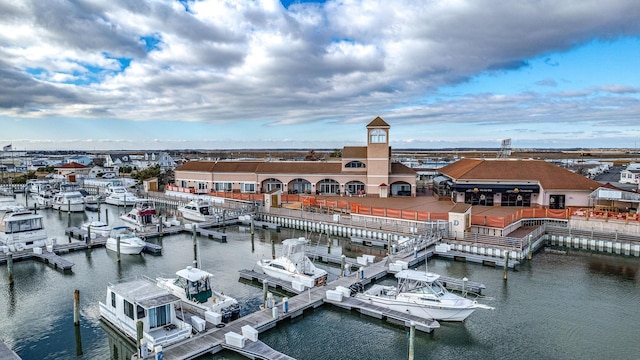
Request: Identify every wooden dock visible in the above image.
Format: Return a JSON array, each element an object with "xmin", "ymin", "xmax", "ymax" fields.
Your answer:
[
  {"xmin": 323, "ymin": 296, "xmax": 439, "ymax": 333},
  {"xmin": 220, "ymin": 340, "xmax": 294, "ymax": 360},
  {"xmin": 435, "ymin": 249, "xmax": 519, "ymax": 269},
  {"xmin": 194, "ymin": 227, "xmax": 227, "ymax": 242}
]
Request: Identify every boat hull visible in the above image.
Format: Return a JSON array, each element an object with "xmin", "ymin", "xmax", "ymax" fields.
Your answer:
[
  {"xmin": 105, "ymin": 197, "xmax": 138, "ymax": 206},
  {"xmin": 105, "ymin": 239, "xmax": 145, "ymax": 254},
  {"xmin": 355, "ymin": 294, "xmax": 477, "ymax": 321},
  {"xmin": 52, "ymin": 202, "xmax": 85, "ymax": 212},
  {"xmin": 258, "ymin": 261, "xmax": 327, "ymax": 288}
]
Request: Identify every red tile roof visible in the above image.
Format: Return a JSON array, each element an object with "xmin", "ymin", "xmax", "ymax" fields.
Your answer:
[
  {"xmin": 57, "ymin": 162, "xmax": 88, "ymax": 169},
  {"xmin": 438, "ymin": 158, "xmax": 602, "ymax": 191}
]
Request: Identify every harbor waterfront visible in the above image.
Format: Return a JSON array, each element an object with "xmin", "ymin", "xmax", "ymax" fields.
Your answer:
[{"xmin": 0, "ymin": 194, "xmax": 639, "ymax": 359}]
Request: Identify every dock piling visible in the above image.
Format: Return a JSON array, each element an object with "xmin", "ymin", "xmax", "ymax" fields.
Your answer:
[
  {"xmin": 73, "ymin": 289, "xmax": 80, "ymax": 326},
  {"xmin": 462, "ymin": 277, "xmax": 468, "ymax": 296},
  {"xmin": 341, "ymin": 255, "xmax": 346, "ymax": 277},
  {"xmin": 192, "ymin": 224, "xmax": 198, "ymax": 268},
  {"xmin": 105, "ymin": 208, "xmax": 109, "ymax": 225},
  {"xmin": 7, "ymin": 252, "xmax": 13, "ymax": 284},
  {"xmin": 136, "ymin": 320, "xmax": 144, "ymax": 359},
  {"xmin": 527, "ymin": 235, "xmax": 533, "ymax": 260},
  {"xmin": 503, "ymin": 251, "xmax": 510, "ymax": 280},
  {"xmin": 408, "ymin": 321, "xmax": 415, "ymax": 360},
  {"xmin": 263, "ymin": 280, "xmax": 269, "ymax": 307},
  {"xmin": 117, "ymin": 235, "xmax": 121, "ymax": 263}
]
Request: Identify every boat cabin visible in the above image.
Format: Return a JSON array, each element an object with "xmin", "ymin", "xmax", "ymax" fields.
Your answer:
[
  {"xmin": 174, "ymin": 266, "xmax": 213, "ymax": 304},
  {"xmin": 99, "ymin": 278, "xmax": 192, "ymax": 350}
]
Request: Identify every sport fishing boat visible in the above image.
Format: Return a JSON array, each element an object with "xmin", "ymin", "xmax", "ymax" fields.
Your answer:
[
  {"xmin": 156, "ymin": 266, "xmax": 240, "ymax": 323},
  {"xmin": 120, "ymin": 199, "xmax": 159, "ymax": 232},
  {"xmin": 106, "ymin": 226, "xmax": 146, "ymax": 255},
  {"xmin": 257, "ymin": 237, "xmax": 328, "ymax": 289},
  {"xmin": 353, "ymin": 269, "xmax": 494, "ymax": 321},
  {"xmin": 99, "ymin": 277, "xmax": 192, "ymax": 352}
]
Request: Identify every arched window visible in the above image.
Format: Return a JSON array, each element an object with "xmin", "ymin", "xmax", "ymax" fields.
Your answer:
[
  {"xmin": 345, "ymin": 161, "xmax": 366, "ymax": 168},
  {"xmin": 369, "ymin": 129, "xmax": 386, "ymax": 144}
]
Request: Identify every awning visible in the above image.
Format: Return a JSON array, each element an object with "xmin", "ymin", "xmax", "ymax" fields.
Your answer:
[{"xmin": 451, "ymin": 183, "xmax": 540, "ymax": 194}]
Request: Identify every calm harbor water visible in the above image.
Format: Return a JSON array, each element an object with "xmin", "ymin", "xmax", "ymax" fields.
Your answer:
[{"xmin": 1, "ymin": 194, "xmax": 639, "ymax": 360}]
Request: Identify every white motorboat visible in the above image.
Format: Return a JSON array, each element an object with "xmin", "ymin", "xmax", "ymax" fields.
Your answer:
[
  {"xmin": 120, "ymin": 199, "xmax": 160, "ymax": 232},
  {"xmin": 156, "ymin": 266, "xmax": 241, "ymax": 323},
  {"xmin": 52, "ymin": 190, "xmax": 85, "ymax": 212},
  {"xmin": 0, "ymin": 188, "xmax": 20, "ymax": 213},
  {"xmin": 81, "ymin": 220, "xmax": 111, "ymax": 238},
  {"xmin": 104, "ymin": 186, "xmax": 139, "ymax": 206},
  {"xmin": 177, "ymin": 198, "xmax": 217, "ymax": 222},
  {"xmin": 353, "ymin": 269, "xmax": 494, "ymax": 322},
  {"xmin": 99, "ymin": 277, "xmax": 192, "ymax": 353},
  {"xmin": 0, "ymin": 208, "xmax": 49, "ymax": 252},
  {"xmin": 106, "ymin": 226, "xmax": 146, "ymax": 255},
  {"xmin": 83, "ymin": 195, "xmax": 101, "ymax": 211},
  {"xmin": 257, "ymin": 237, "xmax": 328, "ymax": 289}
]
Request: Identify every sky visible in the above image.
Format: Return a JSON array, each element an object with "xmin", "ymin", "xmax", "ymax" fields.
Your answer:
[{"xmin": 1, "ymin": 0, "xmax": 640, "ymax": 151}]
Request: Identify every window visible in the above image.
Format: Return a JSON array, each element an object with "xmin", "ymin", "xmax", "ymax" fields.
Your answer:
[
  {"xmin": 197, "ymin": 182, "xmax": 207, "ymax": 190},
  {"xmin": 214, "ymin": 182, "xmax": 232, "ymax": 191},
  {"xmin": 369, "ymin": 129, "xmax": 386, "ymax": 144},
  {"xmin": 149, "ymin": 305, "xmax": 170, "ymax": 328},
  {"xmin": 123, "ymin": 300, "xmax": 134, "ymax": 319},
  {"xmin": 242, "ymin": 183, "xmax": 256, "ymax": 193},
  {"xmin": 137, "ymin": 305, "xmax": 145, "ymax": 319},
  {"xmin": 111, "ymin": 292, "xmax": 116, "ymax": 307},
  {"xmin": 345, "ymin": 161, "xmax": 366, "ymax": 168}
]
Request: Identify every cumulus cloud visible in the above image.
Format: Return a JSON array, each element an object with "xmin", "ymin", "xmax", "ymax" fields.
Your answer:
[{"xmin": 0, "ymin": 0, "xmax": 639, "ymax": 148}]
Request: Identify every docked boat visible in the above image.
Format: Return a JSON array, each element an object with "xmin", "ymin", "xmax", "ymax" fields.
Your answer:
[
  {"xmin": 353, "ymin": 269, "xmax": 494, "ymax": 322},
  {"xmin": 156, "ymin": 266, "xmax": 241, "ymax": 323},
  {"xmin": 120, "ymin": 199, "xmax": 159, "ymax": 232},
  {"xmin": 106, "ymin": 226, "xmax": 146, "ymax": 255},
  {"xmin": 83, "ymin": 195, "xmax": 101, "ymax": 211},
  {"xmin": 0, "ymin": 208, "xmax": 49, "ymax": 252},
  {"xmin": 104, "ymin": 186, "xmax": 139, "ymax": 206},
  {"xmin": 0, "ymin": 188, "xmax": 20, "ymax": 213},
  {"xmin": 52, "ymin": 188, "xmax": 85, "ymax": 212},
  {"xmin": 81, "ymin": 220, "xmax": 111, "ymax": 238},
  {"xmin": 177, "ymin": 198, "xmax": 218, "ymax": 222},
  {"xmin": 99, "ymin": 277, "xmax": 192, "ymax": 352},
  {"xmin": 257, "ymin": 237, "xmax": 328, "ymax": 289}
]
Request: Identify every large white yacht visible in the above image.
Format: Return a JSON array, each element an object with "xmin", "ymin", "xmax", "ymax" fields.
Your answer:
[
  {"xmin": 257, "ymin": 237, "xmax": 328, "ymax": 289},
  {"xmin": 353, "ymin": 269, "xmax": 494, "ymax": 322},
  {"xmin": 177, "ymin": 198, "xmax": 217, "ymax": 222},
  {"xmin": 104, "ymin": 186, "xmax": 139, "ymax": 206},
  {"xmin": 52, "ymin": 189, "xmax": 85, "ymax": 212},
  {"xmin": 0, "ymin": 208, "xmax": 49, "ymax": 252}
]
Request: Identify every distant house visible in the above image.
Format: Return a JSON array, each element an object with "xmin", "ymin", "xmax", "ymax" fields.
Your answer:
[
  {"xmin": 135, "ymin": 152, "xmax": 177, "ymax": 171},
  {"xmin": 620, "ymin": 163, "xmax": 640, "ymax": 184},
  {"xmin": 55, "ymin": 162, "xmax": 91, "ymax": 182},
  {"xmin": 104, "ymin": 154, "xmax": 134, "ymax": 171},
  {"xmin": 65, "ymin": 155, "xmax": 92, "ymax": 167}
]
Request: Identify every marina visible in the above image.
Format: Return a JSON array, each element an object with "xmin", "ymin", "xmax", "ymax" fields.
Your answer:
[{"xmin": 0, "ymin": 193, "xmax": 640, "ymax": 359}]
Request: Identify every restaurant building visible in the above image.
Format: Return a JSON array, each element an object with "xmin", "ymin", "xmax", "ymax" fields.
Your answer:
[
  {"xmin": 434, "ymin": 158, "xmax": 603, "ymax": 208},
  {"xmin": 174, "ymin": 117, "xmax": 417, "ymax": 197}
]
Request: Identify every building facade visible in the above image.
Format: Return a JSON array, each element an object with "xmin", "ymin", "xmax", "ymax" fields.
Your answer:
[
  {"xmin": 173, "ymin": 117, "xmax": 417, "ymax": 197},
  {"xmin": 434, "ymin": 158, "xmax": 603, "ymax": 208}
]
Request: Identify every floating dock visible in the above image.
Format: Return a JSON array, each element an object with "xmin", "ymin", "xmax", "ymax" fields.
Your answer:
[
  {"xmin": 435, "ymin": 249, "xmax": 519, "ymax": 269},
  {"xmin": 323, "ymin": 296, "xmax": 439, "ymax": 333}
]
